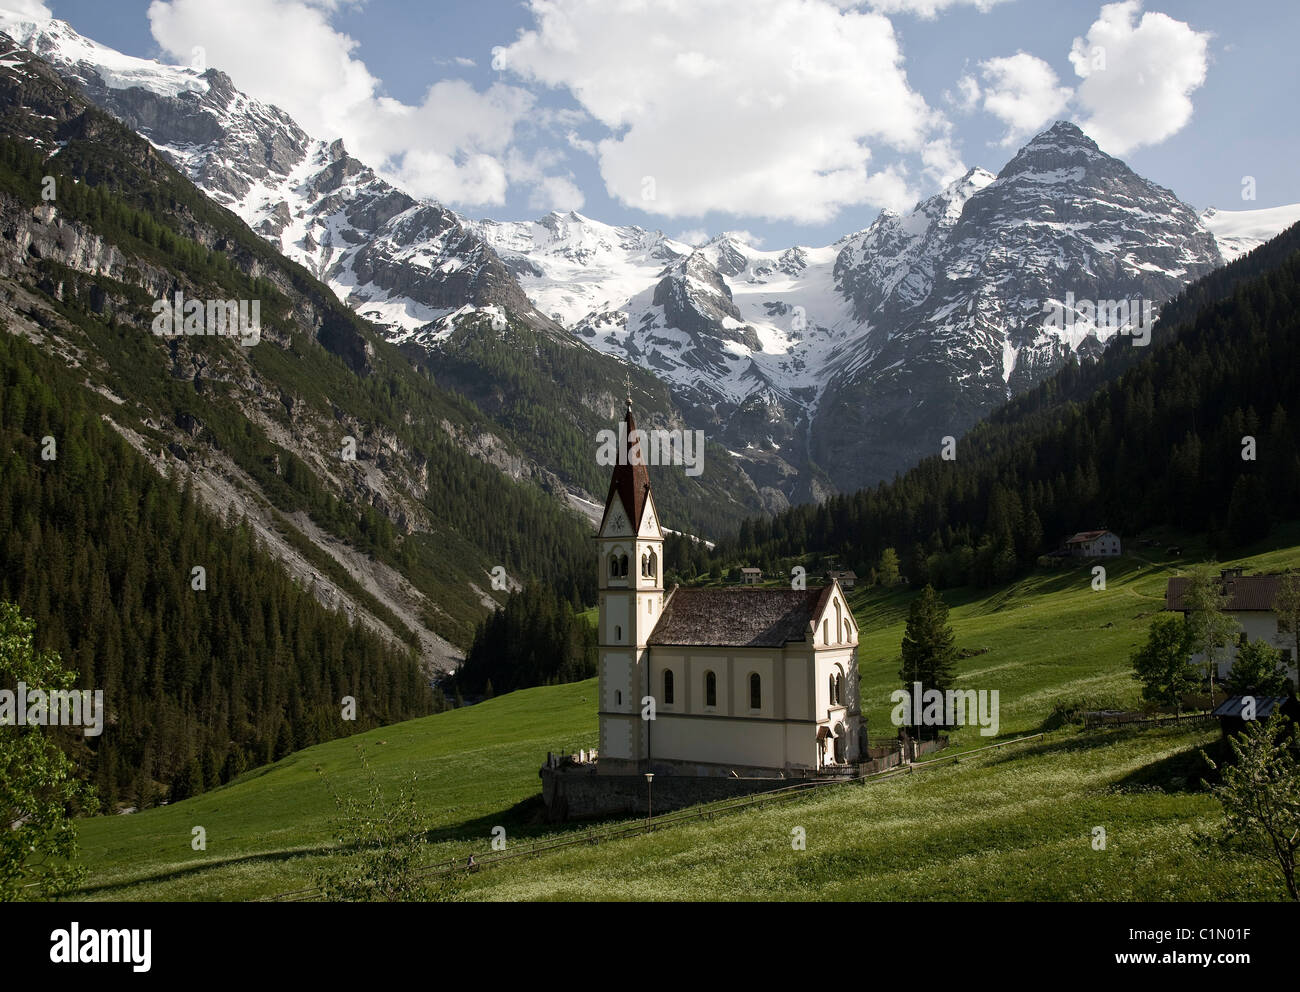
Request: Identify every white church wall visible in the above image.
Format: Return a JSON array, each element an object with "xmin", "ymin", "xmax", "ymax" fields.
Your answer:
[
  {"xmin": 783, "ymin": 651, "xmax": 812, "ymax": 721},
  {"xmin": 731, "ymin": 654, "xmax": 776, "ymax": 717},
  {"xmin": 651, "ymin": 714, "xmax": 789, "ymax": 769},
  {"xmin": 604, "ymin": 594, "xmax": 630, "ymax": 647},
  {"xmin": 649, "ymin": 653, "xmax": 685, "ymax": 714},
  {"xmin": 603, "ymin": 651, "xmax": 632, "ymax": 711},
  {"xmin": 602, "ymin": 714, "xmax": 636, "ymax": 761}
]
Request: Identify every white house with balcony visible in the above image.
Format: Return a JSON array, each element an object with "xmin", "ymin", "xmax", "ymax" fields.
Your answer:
[{"xmin": 595, "ymin": 400, "xmax": 864, "ymax": 777}]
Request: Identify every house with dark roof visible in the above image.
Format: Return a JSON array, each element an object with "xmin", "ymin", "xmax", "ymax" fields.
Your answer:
[
  {"xmin": 1165, "ymin": 569, "xmax": 1298, "ymax": 687},
  {"xmin": 1065, "ymin": 529, "xmax": 1121, "ymax": 557},
  {"xmin": 827, "ymin": 569, "xmax": 857, "ymax": 589},
  {"xmin": 595, "ymin": 400, "xmax": 863, "ymax": 777},
  {"xmin": 739, "ymin": 567, "xmax": 763, "ymax": 585}
]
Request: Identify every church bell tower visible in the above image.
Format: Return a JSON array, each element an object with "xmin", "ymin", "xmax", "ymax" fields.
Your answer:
[{"xmin": 596, "ymin": 393, "xmax": 664, "ymax": 773}]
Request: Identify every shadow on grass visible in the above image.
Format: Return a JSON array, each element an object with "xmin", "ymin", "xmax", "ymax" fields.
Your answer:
[
  {"xmin": 969, "ymin": 723, "xmax": 1219, "ymax": 771},
  {"xmin": 1107, "ymin": 740, "xmax": 1225, "ymax": 794}
]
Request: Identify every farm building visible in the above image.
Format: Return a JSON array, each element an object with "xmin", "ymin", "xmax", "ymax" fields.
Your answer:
[
  {"xmin": 739, "ymin": 567, "xmax": 763, "ymax": 585},
  {"xmin": 827, "ymin": 569, "xmax": 858, "ymax": 589},
  {"xmin": 1065, "ymin": 530, "xmax": 1122, "ymax": 556}
]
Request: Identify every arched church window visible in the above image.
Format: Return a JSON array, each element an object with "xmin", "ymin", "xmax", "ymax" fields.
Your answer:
[
  {"xmin": 663, "ymin": 669, "xmax": 674, "ymax": 705},
  {"xmin": 844, "ymin": 619, "xmax": 852, "ymax": 643},
  {"xmin": 823, "ymin": 619, "xmax": 829, "ymax": 643},
  {"xmin": 705, "ymin": 671, "xmax": 717, "ymax": 707},
  {"xmin": 641, "ymin": 552, "xmax": 649, "ymax": 577},
  {"xmin": 649, "ymin": 550, "xmax": 658, "ymax": 581},
  {"xmin": 829, "ymin": 674, "xmax": 837, "ymax": 705},
  {"xmin": 750, "ymin": 673, "xmax": 761, "ymax": 709},
  {"xmin": 835, "ymin": 600, "xmax": 842, "ymax": 643},
  {"xmin": 836, "ymin": 673, "xmax": 844, "ymax": 706},
  {"xmin": 619, "ymin": 553, "xmax": 629, "ymax": 577}
]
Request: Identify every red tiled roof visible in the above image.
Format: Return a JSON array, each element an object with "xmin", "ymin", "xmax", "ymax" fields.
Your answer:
[
  {"xmin": 1165, "ymin": 574, "xmax": 1284, "ymax": 612},
  {"xmin": 1066, "ymin": 530, "xmax": 1114, "ymax": 544},
  {"xmin": 648, "ymin": 586, "xmax": 833, "ymax": 647}
]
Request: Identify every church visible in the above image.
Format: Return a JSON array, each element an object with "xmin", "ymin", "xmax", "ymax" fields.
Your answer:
[{"xmin": 595, "ymin": 399, "xmax": 864, "ymax": 777}]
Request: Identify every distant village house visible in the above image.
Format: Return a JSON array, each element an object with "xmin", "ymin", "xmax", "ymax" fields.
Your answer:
[
  {"xmin": 739, "ymin": 567, "xmax": 763, "ymax": 585},
  {"xmin": 1065, "ymin": 529, "xmax": 1122, "ymax": 557}
]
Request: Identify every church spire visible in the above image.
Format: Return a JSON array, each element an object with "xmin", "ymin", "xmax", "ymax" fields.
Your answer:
[{"xmin": 602, "ymin": 387, "xmax": 652, "ymax": 532}]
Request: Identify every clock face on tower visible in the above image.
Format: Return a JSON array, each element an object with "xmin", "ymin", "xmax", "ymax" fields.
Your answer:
[{"xmin": 609, "ymin": 508, "xmax": 626, "ymax": 532}]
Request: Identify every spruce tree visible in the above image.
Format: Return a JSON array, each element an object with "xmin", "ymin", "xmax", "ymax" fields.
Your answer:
[{"xmin": 899, "ymin": 585, "xmax": 957, "ymax": 735}]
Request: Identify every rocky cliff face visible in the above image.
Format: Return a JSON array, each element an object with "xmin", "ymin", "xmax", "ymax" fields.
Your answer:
[
  {"xmin": 0, "ymin": 32, "xmax": 632, "ymax": 668},
  {"xmin": 2, "ymin": 14, "xmax": 560, "ymax": 345},
  {"xmin": 814, "ymin": 122, "xmax": 1224, "ymax": 490}
]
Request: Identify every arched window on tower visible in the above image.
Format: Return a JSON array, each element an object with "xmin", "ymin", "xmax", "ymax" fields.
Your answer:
[
  {"xmin": 835, "ymin": 673, "xmax": 844, "ymax": 707},
  {"xmin": 835, "ymin": 600, "xmax": 842, "ymax": 643},
  {"xmin": 663, "ymin": 669, "xmax": 674, "ymax": 705},
  {"xmin": 641, "ymin": 552, "xmax": 649, "ymax": 577},
  {"xmin": 610, "ymin": 550, "xmax": 630, "ymax": 579},
  {"xmin": 705, "ymin": 671, "xmax": 717, "ymax": 707},
  {"xmin": 649, "ymin": 550, "xmax": 658, "ymax": 582},
  {"xmin": 829, "ymin": 674, "xmax": 837, "ymax": 705},
  {"xmin": 750, "ymin": 673, "xmax": 761, "ymax": 710}
]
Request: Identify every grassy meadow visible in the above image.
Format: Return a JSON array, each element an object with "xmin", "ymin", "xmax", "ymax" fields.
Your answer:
[{"xmin": 65, "ymin": 535, "xmax": 1300, "ymax": 901}]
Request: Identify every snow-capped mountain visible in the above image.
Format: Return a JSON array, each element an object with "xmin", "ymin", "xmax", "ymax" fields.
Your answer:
[
  {"xmin": 0, "ymin": 11, "xmax": 558, "ymax": 348},
  {"xmin": 816, "ymin": 121, "xmax": 1225, "ymax": 488},
  {"xmin": 471, "ymin": 128, "xmax": 1236, "ymax": 490},
  {"xmin": 7, "ymin": 11, "xmax": 1296, "ymax": 500},
  {"xmin": 469, "ymin": 210, "xmax": 693, "ymax": 328},
  {"xmin": 1201, "ymin": 203, "xmax": 1300, "ymax": 262}
]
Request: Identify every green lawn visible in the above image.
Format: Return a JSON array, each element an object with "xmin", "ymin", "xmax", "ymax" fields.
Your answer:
[
  {"xmin": 455, "ymin": 723, "xmax": 1282, "ymax": 901},
  {"xmin": 66, "ymin": 538, "xmax": 1300, "ymax": 901}
]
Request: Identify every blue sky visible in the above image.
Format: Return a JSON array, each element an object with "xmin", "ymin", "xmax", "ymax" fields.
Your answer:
[{"xmin": 25, "ymin": 0, "xmax": 1300, "ymax": 248}]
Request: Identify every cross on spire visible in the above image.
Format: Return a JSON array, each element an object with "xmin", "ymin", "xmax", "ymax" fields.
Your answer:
[{"xmin": 624, "ymin": 370, "xmax": 632, "ymax": 411}]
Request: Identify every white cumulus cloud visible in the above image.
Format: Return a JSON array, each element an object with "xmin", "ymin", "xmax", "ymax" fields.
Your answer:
[
  {"xmin": 866, "ymin": 0, "xmax": 1013, "ymax": 17},
  {"xmin": 977, "ymin": 53, "xmax": 1073, "ymax": 148},
  {"xmin": 1, "ymin": 0, "xmax": 53, "ymax": 16},
  {"xmin": 492, "ymin": 0, "xmax": 952, "ymax": 223},
  {"xmin": 146, "ymin": 0, "xmax": 570, "ymax": 208},
  {"xmin": 1069, "ymin": 1, "xmax": 1210, "ymax": 155}
]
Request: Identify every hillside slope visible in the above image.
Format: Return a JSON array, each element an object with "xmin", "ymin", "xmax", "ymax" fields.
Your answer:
[{"xmin": 66, "ymin": 538, "xmax": 1300, "ymax": 900}]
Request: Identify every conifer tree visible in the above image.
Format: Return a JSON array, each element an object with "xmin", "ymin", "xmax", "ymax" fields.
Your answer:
[{"xmin": 899, "ymin": 585, "xmax": 957, "ymax": 734}]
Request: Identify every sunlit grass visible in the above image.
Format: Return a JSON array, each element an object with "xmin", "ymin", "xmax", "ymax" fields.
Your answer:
[{"xmin": 69, "ymin": 540, "xmax": 1300, "ymax": 900}]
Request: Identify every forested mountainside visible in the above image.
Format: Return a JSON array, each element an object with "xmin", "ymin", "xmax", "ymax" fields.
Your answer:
[
  {"xmin": 0, "ymin": 36, "xmax": 609, "ymax": 804},
  {"xmin": 711, "ymin": 219, "xmax": 1300, "ymax": 587},
  {"xmin": 0, "ymin": 330, "xmax": 436, "ymax": 810}
]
